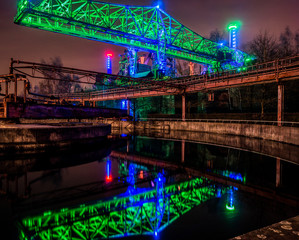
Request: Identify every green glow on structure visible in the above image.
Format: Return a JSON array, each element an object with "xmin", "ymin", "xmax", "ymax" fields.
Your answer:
[
  {"xmin": 227, "ymin": 21, "xmax": 242, "ymax": 31},
  {"xmin": 14, "ymin": 0, "xmax": 253, "ymax": 70},
  {"xmin": 228, "ymin": 25, "xmax": 237, "ymax": 30},
  {"xmin": 226, "ymin": 204, "xmax": 235, "ymax": 211},
  {"xmin": 17, "ymin": 177, "xmax": 229, "ymax": 240}
]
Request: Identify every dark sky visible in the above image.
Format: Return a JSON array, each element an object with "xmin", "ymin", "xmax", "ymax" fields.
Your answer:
[{"xmin": 0, "ymin": 0, "xmax": 298, "ymax": 75}]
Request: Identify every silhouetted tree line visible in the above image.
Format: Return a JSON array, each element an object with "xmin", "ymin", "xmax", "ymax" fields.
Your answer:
[
  {"xmin": 35, "ymin": 57, "xmax": 82, "ymax": 95},
  {"xmin": 246, "ymin": 27, "xmax": 299, "ymax": 62},
  {"xmin": 209, "ymin": 26, "xmax": 299, "ymax": 62}
]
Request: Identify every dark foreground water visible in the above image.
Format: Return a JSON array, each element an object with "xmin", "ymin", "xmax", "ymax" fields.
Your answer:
[{"xmin": 1, "ymin": 132, "xmax": 299, "ymax": 240}]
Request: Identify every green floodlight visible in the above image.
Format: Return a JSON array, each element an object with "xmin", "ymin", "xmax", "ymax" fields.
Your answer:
[
  {"xmin": 226, "ymin": 204, "xmax": 235, "ymax": 211},
  {"xmin": 227, "ymin": 21, "xmax": 242, "ymax": 31},
  {"xmin": 228, "ymin": 24, "xmax": 237, "ymax": 30}
]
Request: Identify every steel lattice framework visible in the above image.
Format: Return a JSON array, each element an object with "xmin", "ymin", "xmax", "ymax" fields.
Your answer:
[
  {"xmin": 14, "ymin": 0, "xmax": 252, "ymax": 69},
  {"xmin": 18, "ymin": 177, "xmax": 228, "ymax": 240}
]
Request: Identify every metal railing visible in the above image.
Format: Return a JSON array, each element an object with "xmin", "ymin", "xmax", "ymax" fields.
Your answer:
[{"xmin": 57, "ymin": 55, "xmax": 299, "ymax": 99}]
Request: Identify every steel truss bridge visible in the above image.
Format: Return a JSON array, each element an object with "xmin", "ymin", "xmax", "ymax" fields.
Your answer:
[
  {"xmin": 14, "ymin": 0, "xmax": 252, "ymax": 71},
  {"xmin": 18, "ymin": 177, "xmax": 228, "ymax": 240}
]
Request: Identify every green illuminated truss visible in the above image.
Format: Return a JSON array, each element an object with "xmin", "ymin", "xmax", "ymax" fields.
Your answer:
[
  {"xmin": 18, "ymin": 177, "xmax": 228, "ymax": 239},
  {"xmin": 14, "ymin": 0, "xmax": 252, "ymax": 69}
]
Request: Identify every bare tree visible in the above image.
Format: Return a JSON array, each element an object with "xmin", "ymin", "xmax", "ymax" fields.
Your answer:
[
  {"xmin": 38, "ymin": 57, "xmax": 81, "ymax": 95},
  {"xmin": 209, "ymin": 28, "xmax": 226, "ymax": 43},
  {"xmin": 247, "ymin": 30, "xmax": 279, "ymax": 62},
  {"xmin": 279, "ymin": 26, "xmax": 295, "ymax": 57}
]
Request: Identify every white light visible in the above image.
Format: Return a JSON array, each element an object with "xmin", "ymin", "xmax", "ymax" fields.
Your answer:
[{"xmin": 156, "ymin": 5, "xmax": 159, "ymax": 8}]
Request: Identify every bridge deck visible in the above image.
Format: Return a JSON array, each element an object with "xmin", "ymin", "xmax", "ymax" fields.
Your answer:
[{"xmin": 58, "ymin": 56, "xmax": 299, "ymax": 101}]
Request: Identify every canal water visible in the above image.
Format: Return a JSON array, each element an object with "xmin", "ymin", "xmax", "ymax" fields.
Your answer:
[{"xmin": 1, "ymin": 131, "xmax": 299, "ymax": 240}]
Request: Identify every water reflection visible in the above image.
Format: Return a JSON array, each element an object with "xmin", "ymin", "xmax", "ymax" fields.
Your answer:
[
  {"xmin": 18, "ymin": 171, "xmax": 229, "ymax": 240},
  {"xmin": 0, "ymin": 133, "xmax": 299, "ymax": 240}
]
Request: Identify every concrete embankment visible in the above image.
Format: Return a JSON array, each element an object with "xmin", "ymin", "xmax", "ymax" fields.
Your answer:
[
  {"xmin": 231, "ymin": 215, "xmax": 299, "ymax": 240},
  {"xmin": 0, "ymin": 121, "xmax": 111, "ymax": 154},
  {"xmin": 102, "ymin": 119, "xmax": 299, "ymax": 146}
]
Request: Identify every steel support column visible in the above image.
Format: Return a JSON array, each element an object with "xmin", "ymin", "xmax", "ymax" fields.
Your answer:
[
  {"xmin": 127, "ymin": 99, "xmax": 130, "ymax": 116},
  {"xmin": 277, "ymin": 84, "xmax": 284, "ymax": 126},
  {"xmin": 5, "ymin": 80, "xmax": 8, "ymax": 97},
  {"xmin": 189, "ymin": 62, "xmax": 194, "ymax": 76},
  {"xmin": 23, "ymin": 80, "xmax": 27, "ymax": 103},
  {"xmin": 182, "ymin": 94, "xmax": 186, "ymax": 121}
]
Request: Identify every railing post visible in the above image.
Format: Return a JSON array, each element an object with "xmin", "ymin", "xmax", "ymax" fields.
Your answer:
[
  {"xmin": 9, "ymin": 58, "xmax": 14, "ymax": 75},
  {"xmin": 277, "ymin": 84, "xmax": 284, "ymax": 126},
  {"xmin": 14, "ymin": 75, "xmax": 17, "ymax": 102},
  {"xmin": 5, "ymin": 79, "xmax": 8, "ymax": 97},
  {"xmin": 182, "ymin": 94, "xmax": 186, "ymax": 121}
]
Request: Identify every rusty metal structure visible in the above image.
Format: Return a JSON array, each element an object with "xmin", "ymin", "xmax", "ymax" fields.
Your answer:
[{"xmin": 2, "ymin": 55, "xmax": 298, "ymax": 123}]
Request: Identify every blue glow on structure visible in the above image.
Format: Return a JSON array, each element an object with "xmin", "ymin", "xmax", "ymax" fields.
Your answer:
[
  {"xmin": 106, "ymin": 159, "xmax": 112, "ymax": 181},
  {"xmin": 127, "ymin": 164, "xmax": 135, "ymax": 186},
  {"xmin": 213, "ymin": 170, "xmax": 245, "ymax": 183},
  {"xmin": 216, "ymin": 188, "xmax": 222, "ymax": 198},
  {"xmin": 121, "ymin": 100, "xmax": 126, "ymax": 109},
  {"xmin": 226, "ymin": 188, "xmax": 235, "ymax": 211},
  {"xmin": 106, "ymin": 53, "xmax": 112, "ymax": 74},
  {"xmin": 229, "ymin": 27, "xmax": 238, "ymax": 49}
]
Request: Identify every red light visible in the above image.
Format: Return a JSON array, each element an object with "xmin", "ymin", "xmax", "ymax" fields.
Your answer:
[
  {"xmin": 106, "ymin": 52, "xmax": 113, "ymax": 57},
  {"xmin": 106, "ymin": 176, "xmax": 112, "ymax": 182},
  {"xmin": 139, "ymin": 170, "xmax": 144, "ymax": 179}
]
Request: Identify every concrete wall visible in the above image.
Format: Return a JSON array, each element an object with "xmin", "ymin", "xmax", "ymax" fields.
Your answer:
[
  {"xmin": 0, "ymin": 123, "xmax": 111, "ymax": 153},
  {"xmin": 105, "ymin": 120, "xmax": 299, "ymax": 146}
]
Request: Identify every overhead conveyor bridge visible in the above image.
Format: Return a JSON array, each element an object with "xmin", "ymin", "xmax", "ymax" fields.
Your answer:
[{"xmin": 14, "ymin": 0, "xmax": 252, "ymax": 70}]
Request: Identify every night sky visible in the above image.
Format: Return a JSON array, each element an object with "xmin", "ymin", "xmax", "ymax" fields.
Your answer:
[{"xmin": 0, "ymin": 0, "xmax": 298, "ymax": 76}]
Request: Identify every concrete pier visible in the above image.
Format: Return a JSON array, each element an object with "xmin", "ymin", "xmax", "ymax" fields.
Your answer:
[{"xmin": 0, "ymin": 122, "xmax": 111, "ymax": 154}]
